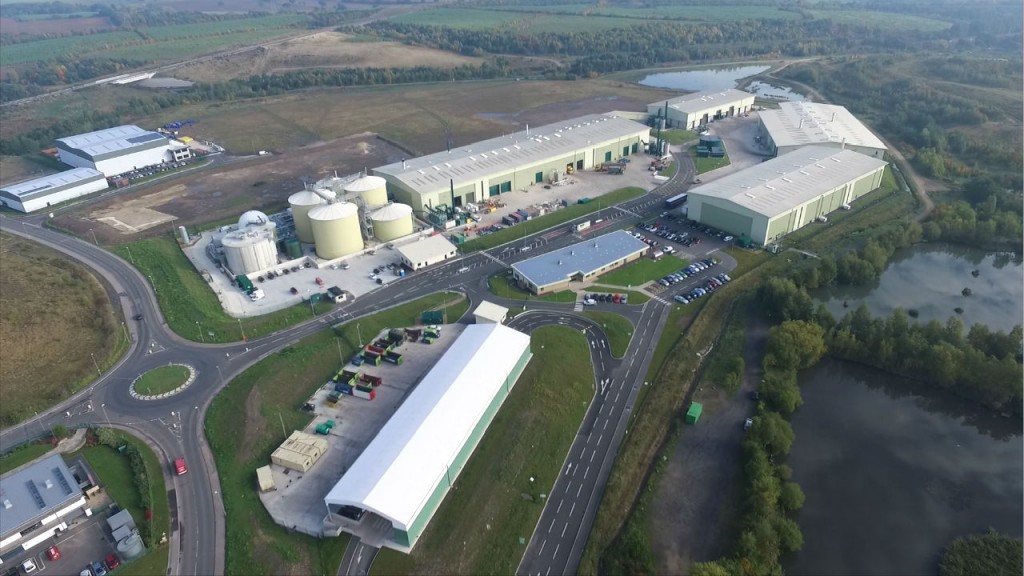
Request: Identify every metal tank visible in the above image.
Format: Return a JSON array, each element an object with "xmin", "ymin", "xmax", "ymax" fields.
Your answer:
[
  {"xmin": 344, "ymin": 175, "xmax": 388, "ymax": 208},
  {"xmin": 238, "ymin": 210, "xmax": 271, "ymax": 228},
  {"xmin": 288, "ymin": 191, "xmax": 325, "ymax": 244},
  {"xmin": 116, "ymin": 532, "xmax": 145, "ymax": 559},
  {"xmin": 370, "ymin": 203, "xmax": 414, "ymax": 242},
  {"xmin": 222, "ymin": 231, "xmax": 278, "ymax": 275},
  {"xmin": 309, "ymin": 202, "xmax": 363, "ymax": 259}
]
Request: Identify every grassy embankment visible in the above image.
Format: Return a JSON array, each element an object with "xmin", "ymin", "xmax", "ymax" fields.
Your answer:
[
  {"xmin": 597, "ymin": 254, "xmax": 686, "ymax": 287},
  {"xmin": 0, "ymin": 443, "xmax": 55, "ymax": 474},
  {"xmin": 205, "ymin": 292, "xmax": 468, "ymax": 576},
  {"xmin": 111, "ymin": 237, "xmax": 334, "ymax": 344},
  {"xmin": 487, "ymin": 274, "xmax": 578, "ymax": 303},
  {"xmin": 132, "ymin": 365, "xmax": 191, "ymax": 396},
  {"xmin": 581, "ymin": 311, "xmax": 635, "ymax": 358},
  {"xmin": 691, "ymin": 145, "xmax": 731, "ymax": 174},
  {"xmin": 369, "ymin": 325, "xmax": 593, "ymax": 575},
  {"xmin": 72, "ymin": 432, "xmax": 171, "ymax": 576},
  {"xmin": 0, "ymin": 232, "xmax": 126, "ymax": 427},
  {"xmin": 460, "ymin": 187, "xmax": 646, "ymax": 253}
]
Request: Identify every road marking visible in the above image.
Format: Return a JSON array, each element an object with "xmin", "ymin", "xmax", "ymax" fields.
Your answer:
[
  {"xmin": 598, "ymin": 433, "xmax": 604, "ymax": 445},
  {"xmin": 557, "ymin": 500, "xmax": 563, "ymax": 513},
  {"xmin": 603, "ymin": 419, "xmax": 608, "ymax": 430},
  {"xmin": 569, "ymin": 502, "xmax": 576, "ymax": 516},
  {"xmin": 577, "ymin": 483, "xmax": 583, "ymax": 497},
  {"xmin": 548, "ymin": 518, "xmax": 556, "ymax": 533},
  {"xmin": 561, "ymin": 523, "xmax": 568, "ymax": 537},
  {"xmin": 591, "ymin": 449, "xmax": 596, "ymax": 462},
  {"xmin": 539, "ymin": 539, "xmax": 546, "ymax": 555},
  {"xmin": 584, "ymin": 465, "xmax": 590, "ymax": 479},
  {"xmin": 614, "ymin": 391, "xmax": 621, "ymax": 402},
  {"xmin": 553, "ymin": 544, "xmax": 560, "ymax": 559}
]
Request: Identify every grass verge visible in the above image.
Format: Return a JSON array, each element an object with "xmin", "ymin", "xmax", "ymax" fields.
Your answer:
[
  {"xmin": 133, "ymin": 365, "xmax": 191, "ymax": 396},
  {"xmin": 111, "ymin": 236, "xmax": 334, "ymax": 343},
  {"xmin": 461, "ymin": 187, "xmax": 646, "ymax": 253},
  {"xmin": 487, "ymin": 274, "xmax": 579, "ymax": 303},
  {"xmin": 722, "ymin": 246, "xmax": 771, "ymax": 277},
  {"xmin": 370, "ymin": 325, "xmax": 593, "ymax": 575},
  {"xmin": 0, "ymin": 442, "xmax": 54, "ymax": 474},
  {"xmin": 698, "ymin": 295, "xmax": 750, "ymax": 396},
  {"xmin": 205, "ymin": 292, "xmax": 466, "ymax": 576},
  {"xmin": 597, "ymin": 255, "xmax": 686, "ymax": 287},
  {"xmin": 691, "ymin": 145, "xmax": 731, "ymax": 174},
  {"xmin": 581, "ymin": 311, "xmax": 634, "ymax": 358},
  {"xmin": 654, "ymin": 129, "xmax": 699, "ymax": 145}
]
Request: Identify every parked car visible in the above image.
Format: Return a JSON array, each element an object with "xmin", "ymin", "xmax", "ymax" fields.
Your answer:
[
  {"xmin": 744, "ymin": 418, "xmax": 754, "ymax": 431},
  {"xmin": 91, "ymin": 561, "xmax": 108, "ymax": 576},
  {"xmin": 174, "ymin": 457, "xmax": 187, "ymax": 476},
  {"xmin": 104, "ymin": 554, "xmax": 121, "ymax": 571},
  {"xmin": 583, "ymin": 298, "xmax": 597, "ymax": 306},
  {"xmin": 22, "ymin": 559, "xmax": 37, "ymax": 573},
  {"xmin": 749, "ymin": 390, "xmax": 760, "ymax": 401},
  {"xmin": 47, "ymin": 546, "xmax": 61, "ymax": 561}
]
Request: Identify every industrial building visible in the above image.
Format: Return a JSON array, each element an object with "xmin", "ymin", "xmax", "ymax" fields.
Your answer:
[
  {"xmin": 55, "ymin": 125, "xmax": 191, "ymax": 177},
  {"xmin": 271, "ymin": 431, "xmax": 329, "ymax": 473},
  {"xmin": 373, "ymin": 113, "xmax": 650, "ymax": 216},
  {"xmin": 0, "ymin": 168, "xmax": 108, "ymax": 213},
  {"xmin": 686, "ymin": 145, "xmax": 888, "ymax": 246},
  {"xmin": 395, "ymin": 235, "xmax": 457, "ymax": 271},
  {"xmin": 511, "ymin": 230, "xmax": 649, "ymax": 295},
  {"xmin": 324, "ymin": 323, "xmax": 532, "ymax": 552},
  {"xmin": 647, "ymin": 89, "xmax": 755, "ymax": 130},
  {"xmin": 219, "ymin": 211, "xmax": 279, "ymax": 276},
  {"xmin": 473, "ymin": 301, "xmax": 508, "ymax": 324},
  {"xmin": 0, "ymin": 454, "xmax": 89, "ymax": 562},
  {"xmin": 757, "ymin": 102, "xmax": 887, "ymax": 159}
]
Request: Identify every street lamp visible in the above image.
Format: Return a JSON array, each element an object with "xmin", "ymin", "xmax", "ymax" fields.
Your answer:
[
  {"xmin": 101, "ymin": 404, "xmax": 111, "ymax": 427},
  {"xmin": 237, "ymin": 318, "xmax": 246, "ymax": 341},
  {"xmin": 196, "ymin": 321, "xmax": 204, "ymax": 343},
  {"xmin": 357, "ymin": 324, "xmax": 363, "ymax": 347},
  {"xmin": 90, "ymin": 352, "xmax": 101, "ymax": 376}
]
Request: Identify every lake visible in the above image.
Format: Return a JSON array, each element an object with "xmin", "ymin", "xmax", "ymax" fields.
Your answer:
[
  {"xmin": 786, "ymin": 359, "xmax": 1023, "ymax": 575},
  {"xmin": 744, "ymin": 80, "xmax": 807, "ymax": 101},
  {"xmin": 814, "ymin": 243, "xmax": 1024, "ymax": 334},
  {"xmin": 638, "ymin": 65, "xmax": 770, "ymax": 92}
]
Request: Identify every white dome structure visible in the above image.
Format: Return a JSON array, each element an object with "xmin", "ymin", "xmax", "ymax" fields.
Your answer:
[
  {"xmin": 238, "ymin": 210, "xmax": 271, "ymax": 228},
  {"xmin": 309, "ymin": 202, "xmax": 363, "ymax": 259},
  {"xmin": 345, "ymin": 175, "xmax": 388, "ymax": 208},
  {"xmin": 288, "ymin": 190, "xmax": 326, "ymax": 243},
  {"xmin": 370, "ymin": 203, "xmax": 414, "ymax": 242},
  {"xmin": 222, "ymin": 229, "xmax": 278, "ymax": 275}
]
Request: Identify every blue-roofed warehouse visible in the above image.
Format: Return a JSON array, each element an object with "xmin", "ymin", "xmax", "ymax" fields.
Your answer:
[
  {"xmin": 55, "ymin": 124, "xmax": 191, "ymax": 178},
  {"xmin": 511, "ymin": 230, "xmax": 649, "ymax": 294},
  {"xmin": 0, "ymin": 453, "xmax": 89, "ymax": 561}
]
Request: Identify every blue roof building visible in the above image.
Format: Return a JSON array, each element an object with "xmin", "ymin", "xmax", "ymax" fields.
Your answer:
[
  {"xmin": 511, "ymin": 230, "xmax": 648, "ymax": 294},
  {"xmin": 0, "ymin": 453, "xmax": 88, "ymax": 559}
]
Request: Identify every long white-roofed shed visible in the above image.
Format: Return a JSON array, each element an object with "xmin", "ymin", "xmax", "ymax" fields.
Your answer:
[
  {"xmin": 323, "ymin": 323, "xmax": 532, "ymax": 552},
  {"xmin": 687, "ymin": 145, "xmax": 888, "ymax": 246},
  {"xmin": 373, "ymin": 113, "xmax": 649, "ymax": 216},
  {"xmin": 757, "ymin": 102, "xmax": 887, "ymax": 159},
  {"xmin": 55, "ymin": 125, "xmax": 191, "ymax": 177},
  {"xmin": 0, "ymin": 168, "xmax": 107, "ymax": 213},
  {"xmin": 647, "ymin": 89, "xmax": 755, "ymax": 130}
]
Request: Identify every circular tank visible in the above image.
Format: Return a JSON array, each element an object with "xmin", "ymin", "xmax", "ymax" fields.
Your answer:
[
  {"xmin": 288, "ymin": 191, "xmax": 326, "ymax": 244},
  {"xmin": 344, "ymin": 175, "xmax": 388, "ymax": 208},
  {"xmin": 222, "ymin": 232, "xmax": 278, "ymax": 275},
  {"xmin": 117, "ymin": 532, "xmax": 145, "ymax": 559},
  {"xmin": 238, "ymin": 210, "xmax": 270, "ymax": 228},
  {"xmin": 308, "ymin": 202, "xmax": 363, "ymax": 259},
  {"xmin": 370, "ymin": 203, "xmax": 414, "ymax": 242}
]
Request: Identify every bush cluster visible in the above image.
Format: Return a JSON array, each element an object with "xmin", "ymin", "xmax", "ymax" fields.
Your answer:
[{"xmin": 95, "ymin": 428, "xmax": 154, "ymax": 545}]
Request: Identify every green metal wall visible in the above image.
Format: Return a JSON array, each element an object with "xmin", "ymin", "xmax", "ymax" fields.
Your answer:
[{"xmin": 697, "ymin": 202, "xmax": 756, "ymax": 239}]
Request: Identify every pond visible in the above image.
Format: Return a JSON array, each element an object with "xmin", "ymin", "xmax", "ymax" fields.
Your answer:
[
  {"xmin": 638, "ymin": 64, "xmax": 770, "ymax": 92},
  {"xmin": 786, "ymin": 359, "xmax": 1023, "ymax": 575},
  {"xmin": 743, "ymin": 80, "xmax": 807, "ymax": 101},
  {"xmin": 814, "ymin": 243, "xmax": 1024, "ymax": 334}
]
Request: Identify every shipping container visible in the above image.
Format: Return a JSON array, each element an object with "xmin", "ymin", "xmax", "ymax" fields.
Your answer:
[
  {"xmin": 384, "ymin": 351, "xmax": 404, "ymax": 365},
  {"xmin": 405, "ymin": 328, "xmax": 422, "ymax": 342},
  {"xmin": 577, "ymin": 197, "xmax": 592, "ymax": 204},
  {"xmin": 350, "ymin": 354, "xmax": 364, "ymax": 366},
  {"xmin": 363, "ymin": 351, "xmax": 382, "ymax": 366},
  {"xmin": 367, "ymin": 344, "xmax": 387, "ymax": 356},
  {"xmin": 315, "ymin": 424, "xmax": 331, "ymax": 435},
  {"xmin": 359, "ymin": 373, "xmax": 383, "ymax": 387},
  {"xmin": 353, "ymin": 387, "xmax": 376, "ymax": 401}
]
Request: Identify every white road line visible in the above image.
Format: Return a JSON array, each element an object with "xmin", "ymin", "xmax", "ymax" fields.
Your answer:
[
  {"xmin": 548, "ymin": 518, "xmax": 556, "ymax": 533},
  {"xmin": 553, "ymin": 544, "xmax": 560, "ymax": 559},
  {"xmin": 569, "ymin": 502, "xmax": 576, "ymax": 516},
  {"xmin": 584, "ymin": 465, "xmax": 590, "ymax": 479},
  {"xmin": 598, "ymin": 433, "xmax": 604, "ymax": 445},
  {"xmin": 603, "ymin": 419, "xmax": 608, "ymax": 430},
  {"xmin": 561, "ymin": 523, "xmax": 568, "ymax": 538},
  {"xmin": 577, "ymin": 483, "xmax": 583, "ymax": 497},
  {"xmin": 615, "ymin": 391, "xmax": 621, "ymax": 402},
  {"xmin": 539, "ymin": 539, "xmax": 547, "ymax": 555},
  {"xmin": 557, "ymin": 500, "xmax": 563, "ymax": 513},
  {"xmin": 590, "ymin": 449, "xmax": 596, "ymax": 462},
  {"xmin": 546, "ymin": 567, "xmax": 552, "ymax": 576}
]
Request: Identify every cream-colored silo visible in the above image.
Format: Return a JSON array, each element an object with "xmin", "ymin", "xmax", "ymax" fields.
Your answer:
[
  {"xmin": 222, "ymin": 231, "xmax": 278, "ymax": 275},
  {"xmin": 309, "ymin": 202, "xmax": 363, "ymax": 259},
  {"xmin": 288, "ymin": 191, "xmax": 325, "ymax": 243},
  {"xmin": 344, "ymin": 175, "xmax": 388, "ymax": 208},
  {"xmin": 370, "ymin": 203, "xmax": 414, "ymax": 242}
]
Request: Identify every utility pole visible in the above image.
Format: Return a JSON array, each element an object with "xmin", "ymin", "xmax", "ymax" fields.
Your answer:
[
  {"xmin": 196, "ymin": 321, "xmax": 204, "ymax": 343},
  {"xmin": 125, "ymin": 245, "xmax": 134, "ymax": 264},
  {"xmin": 121, "ymin": 321, "xmax": 129, "ymax": 343},
  {"xmin": 357, "ymin": 324, "xmax": 363, "ymax": 347},
  {"xmin": 336, "ymin": 338, "xmax": 344, "ymax": 364},
  {"xmin": 238, "ymin": 318, "xmax": 246, "ymax": 341},
  {"xmin": 90, "ymin": 352, "xmax": 101, "ymax": 376}
]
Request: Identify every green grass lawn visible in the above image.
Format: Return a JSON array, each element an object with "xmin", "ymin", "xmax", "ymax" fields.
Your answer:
[
  {"xmin": 461, "ymin": 187, "xmax": 646, "ymax": 253},
  {"xmin": 487, "ymin": 274, "xmax": 579, "ymax": 303},
  {"xmin": 692, "ymin": 146, "xmax": 732, "ymax": 174},
  {"xmin": 807, "ymin": 9, "xmax": 951, "ymax": 32},
  {"xmin": 0, "ymin": 442, "xmax": 54, "ymax": 474},
  {"xmin": 581, "ymin": 311, "xmax": 634, "ymax": 358},
  {"xmin": 597, "ymin": 255, "xmax": 686, "ymax": 287},
  {"xmin": 370, "ymin": 325, "xmax": 593, "ymax": 575},
  {"xmin": 655, "ymin": 129, "xmax": 699, "ymax": 145},
  {"xmin": 133, "ymin": 365, "xmax": 190, "ymax": 396},
  {"xmin": 72, "ymin": 432, "xmax": 170, "ymax": 575},
  {"xmin": 206, "ymin": 292, "xmax": 467, "ymax": 576},
  {"xmin": 111, "ymin": 237, "xmax": 335, "ymax": 343},
  {"xmin": 722, "ymin": 246, "xmax": 770, "ymax": 277}
]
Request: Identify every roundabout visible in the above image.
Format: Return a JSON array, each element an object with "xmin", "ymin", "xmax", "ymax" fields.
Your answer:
[{"xmin": 130, "ymin": 364, "xmax": 196, "ymax": 399}]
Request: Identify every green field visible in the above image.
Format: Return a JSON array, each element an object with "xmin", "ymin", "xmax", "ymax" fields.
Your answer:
[
  {"xmin": 370, "ymin": 325, "xmax": 593, "ymax": 575},
  {"xmin": 111, "ymin": 237, "xmax": 334, "ymax": 343},
  {"xmin": 388, "ymin": 7, "xmax": 645, "ymax": 33},
  {"xmin": 581, "ymin": 311, "xmax": 634, "ymax": 358},
  {"xmin": 597, "ymin": 254, "xmax": 686, "ymax": 287},
  {"xmin": 807, "ymin": 9, "xmax": 951, "ymax": 32},
  {"xmin": 481, "ymin": 4, "xmax": 800, "ymax": 23},
  {"xmin": 462, "ymin": 187, "xmax": 647, "ymax": 252},
  {"xmin": 133, "ymin": 365, "xmax": 190, "ymax": 396},
  {"xmin": 693, "ymin": 147, "xmax": 732, "ymax": 174},
  {"xmin": 205, "ymin": 292, "xmax": 467, "ymax": 575},
  {"xmin": 488, "ymin": 274, "xmax": 578, "ymax": 303}
]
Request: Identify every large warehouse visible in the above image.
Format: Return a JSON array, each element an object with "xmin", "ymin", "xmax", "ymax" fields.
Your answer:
[
  {"xmin": 511, "ymin": 230, "xmax": 649, "ymax": 294},
  {"xmin": 686, "ymin": 146, "xmax": 888, "ymax": 246},
  {"xmin": 647, "ymin": 89, "xmax": 755, "ymax": 130},
  {"xmin": 0, "ymin": 168, "xmax": 108, "ymax": 213},
  {"xmin": 323, "ymin": 323, "xmax": 532, "ymax": 552},
  {"xmin": 373, "ymin": 113, "xmax": 650, "ymax": 216},
  {"xmin": 56, "ymin": 125, "xmax": 191, "ymax": 177},
  {"xmin": 758, "ymin": 102, "xmax": 887, "ymax": 159}
]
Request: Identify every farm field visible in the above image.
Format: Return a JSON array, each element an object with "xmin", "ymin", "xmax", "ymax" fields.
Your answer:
[
  {"xmin": 0, "ymin": 15, "xmax": 114, "ymax": 37},
  {"xmin": 483, "ymin": 4, "xmax": 801, "ymax": 22},
  {"xmin": 806, "ymin": 9, "xmax": 951, "ymax": 32},
  {"xmin": 0, "ymin": 232, "xmax": 122, "ymax": 427},
  {"xmin": 387, "ymin": 7, "xmax": 646, "ymax": 33}
]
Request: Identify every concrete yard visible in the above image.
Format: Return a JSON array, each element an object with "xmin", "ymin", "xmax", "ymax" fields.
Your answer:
[{"xmin": 258, "ymin": 324, "xmax": 467, "ymax": 539}]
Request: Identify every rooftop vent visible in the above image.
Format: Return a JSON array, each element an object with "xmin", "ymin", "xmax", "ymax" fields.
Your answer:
[
  {"xmin": 782, "ymin": 178, "xmax": 792, "ymax": 183},
  {"xmin": 3, "ymin": 499, "xmax": 11, "ymax": 509},
  {"xmin": 44, "ymin": 479, "xmax": 53, "ymax": 489}
]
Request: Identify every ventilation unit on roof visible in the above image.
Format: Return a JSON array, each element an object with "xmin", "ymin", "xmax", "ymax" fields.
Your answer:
[
  {"xmin": 2, "ymin": 499, "xmax": 10, "ymax": 509},
  {"xmin": 799, "ymin": 170, "xmax": 810, "ymax": 175},
  {"xmin": 816, "ymin": 164, "xmax": 825, "ymax": 169},
  {"xmin": 469, "ymin": 156, "xmax": 476, "ymax": 161},
  {"xmin": 503, "ymin": 148, "xmax": 510, "ymax": 152},
  {"xmin": 765, "ymin": 184, "xmax": 775, "ymax": 190},
  {"xmin": 782, "ymin": 178, "xmax": 792, "ymax": 183},
  {"xmin": 831, "ymin": 157, "xmax": 841, "ymax": 162},
  {"xmin": 44, "ymin": 479, "xmax": 53, "ymax": 489},
  {"xmin": 433, "ymin": 165, "xmax": 440, "ymax": 171},
  {"xmin": 745, "ymin": 193, "xmax": 756, "ymax": 199},
  {"xmin": 417, "ymin": 169, "xmax": 424, "ymax": 174},
  {"xmin": 481, "ymin": 153, "xmax": 487, "ymax": 158},
  {"xmin": 445, "ymin": 162, "xmax": 452, "ymax": 168},
  {"xmin": 554, "ymin": 133, "xmax": 561, "ymax": 138}
]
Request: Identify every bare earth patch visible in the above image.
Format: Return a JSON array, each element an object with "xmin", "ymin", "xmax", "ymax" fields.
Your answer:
[{"xmin": 93, "ymin": 206, "xmax": 177, "ymax": 234}]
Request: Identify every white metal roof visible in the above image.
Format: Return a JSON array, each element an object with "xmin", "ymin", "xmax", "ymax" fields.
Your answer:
[
  {"xmin": 650, "ymin": 89, "xmax": 754, "ymax": 115},
  {"xmin": 373, "ymin": 113, "xmax": 649, "ymax": 196},
  {"xmin": 55, "ymin": 125, "xmax": 171, "ymax": 158},
  {"xmin": 511, "ymin": 230, "xmax": 649, "ymax": 288},
  {"xmin": 689, "ymin": 146, "xmax": 888, "ymax": 218},
  {"xmin": 396, "ymin": 234, "xmax": 456, "ymax": 264},
  {"xmin": 344, "ymin": 175, "xmax": 387, "ymax": 192},
  {"xmin": 0, "ymin": 453, "xmax": 82, "ymax": 538},
  {"xmin": 0, "ymin": 168, "xmax": 104, "ymax": 198},
  {"xmin": 473, "ymin": 300, "xmax": 508, "ymax": 322},
  {"xmin": 323, "ymin": 323, "xmax": 531, "ymax": 531},
  {"xmin": 760, "ymin": 102, "xmax": 887, "ymax": 151}
]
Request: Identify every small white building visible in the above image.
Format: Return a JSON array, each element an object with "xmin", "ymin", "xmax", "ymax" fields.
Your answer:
[
  {"xmin": 648, "ymin": 89, "xmax": 755, "ymax": 130},
  {"xmin": 55, "ymin": 125, "xmax": 191, "ymax": 178},
  {"xmin": 0, "ymin": 454, "xmax": 89, "ymax": 562},
  {"xmin": 0, "ymin": 168, "xmax": 108, "ymax": 213},
  {"xmin": 395, "ymin": 235, "xmax": 458, "ymax": 271},
  {"xmin": 473, "ymin": 301, "xmax": 508, "ymax": 324}
]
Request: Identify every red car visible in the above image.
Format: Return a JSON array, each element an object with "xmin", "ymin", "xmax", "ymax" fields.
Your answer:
[
  {"xmin": 105, "ymin": 554, "xmax": 121, "ymax": 571},
  {"xmin": 46, "ymin": 545, "xmax": 61, "ymax": 561},
  {"xmin": 174, "ymin": 457, "xmax": 188, "ymax": 476}
]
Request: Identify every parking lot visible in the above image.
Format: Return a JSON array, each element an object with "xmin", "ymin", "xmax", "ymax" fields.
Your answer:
[{"xmin": 2, "ymin": 510, "xmax": 122, "ymax": 576}]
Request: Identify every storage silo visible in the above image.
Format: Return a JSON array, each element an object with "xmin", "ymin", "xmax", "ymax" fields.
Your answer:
[
  {"xmin": 288, "ymin": 190, "xmax": 326, "ymax": 244},
  {"xmin": 222, "ymin": 230, "xmax": 278, "ymax": 275},
  {"xmin": 370, "ymin": 203, "xmax": 414, "ymax": 242},
  {"xmin": 309, "ymin": 202, "xmax": 363, "ymax": 259},
  {"xmin": 344, "ymin": 175, "xmax": 388, "ymax": 208}
]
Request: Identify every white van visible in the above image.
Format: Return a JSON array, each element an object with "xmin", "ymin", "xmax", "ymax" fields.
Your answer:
[{"xmin": 249, "ymin": 288, "xmax": 265, "ymax": 301}]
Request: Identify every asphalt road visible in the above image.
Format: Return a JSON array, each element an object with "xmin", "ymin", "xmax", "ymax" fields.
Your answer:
[{"xmin": 0, "ymin": 144, "xmax": 736, "ymax": 576}]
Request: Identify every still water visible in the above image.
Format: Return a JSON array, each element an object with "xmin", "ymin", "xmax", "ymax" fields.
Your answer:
[
  {"xmin": 744, "ymin": 79, "xmax": 807, "ymax": 101},
  {"xmin": 815, "ymin": 243, "xmax": 1024, "ymax": 334},
  {"xmin": 786, "ymin": 359, "xmax": 1023, "ymax": 575},
  {"xmin": 638, "ymin": 64, "xmax": 770, "ymax": 92}
]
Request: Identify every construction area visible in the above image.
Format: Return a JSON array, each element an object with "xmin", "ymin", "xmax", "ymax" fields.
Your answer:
[{"xmin": 257, "ymin": 323, "xmax": 467, "ymax": 540}]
